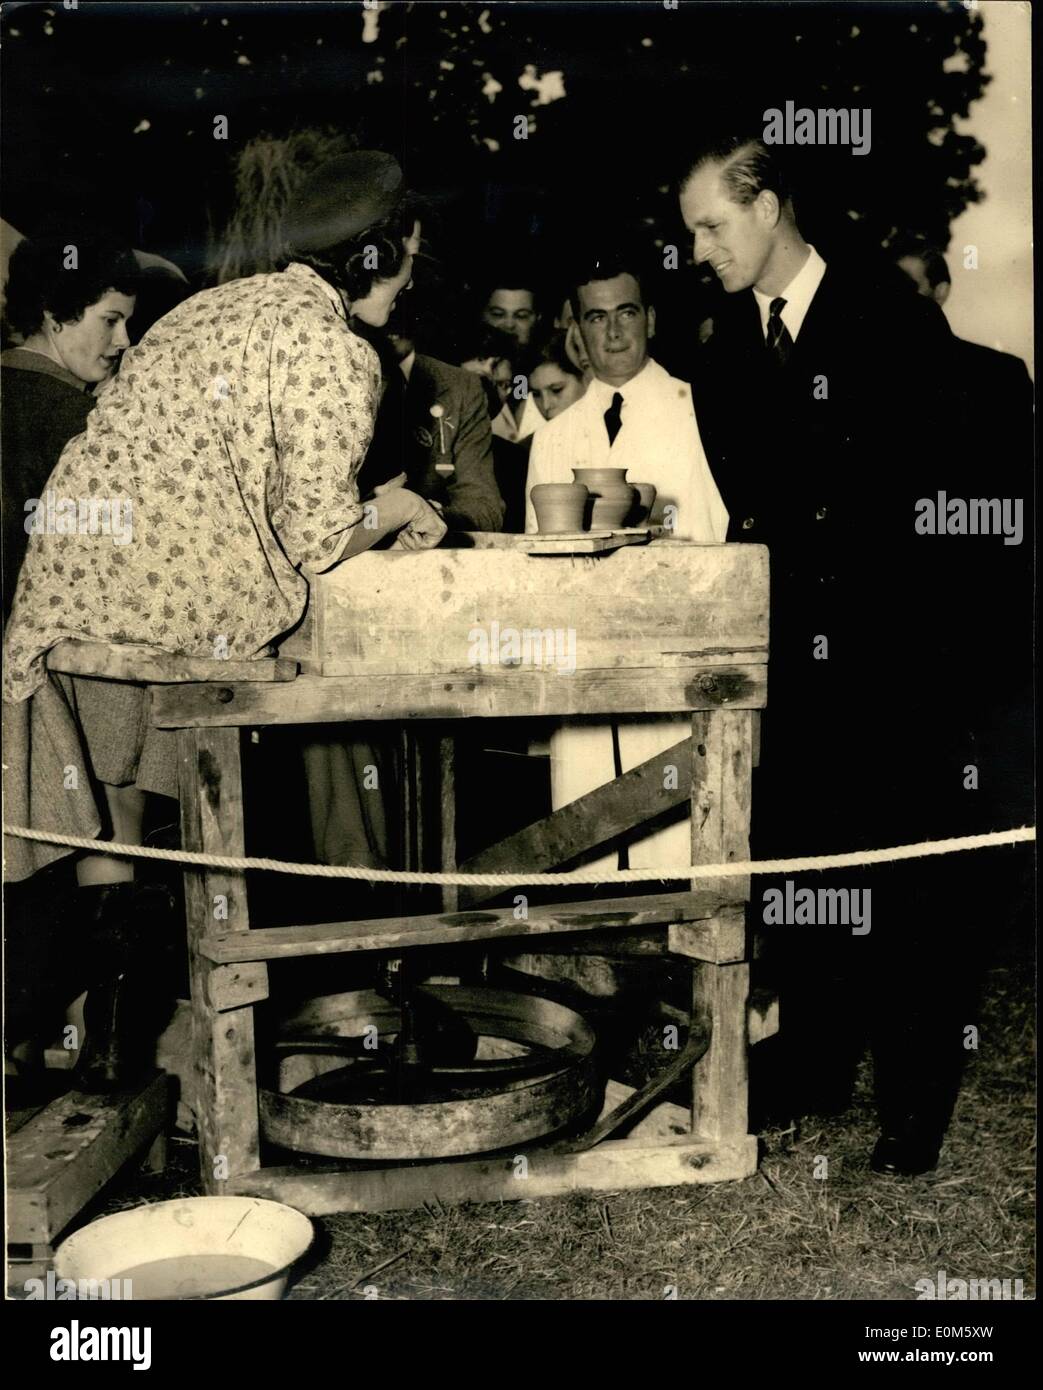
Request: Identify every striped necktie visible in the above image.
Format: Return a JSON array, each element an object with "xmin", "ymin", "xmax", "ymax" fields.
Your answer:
[{"xmin": 766, "ymin": 297, "xmax": 793, "ymax": 366}]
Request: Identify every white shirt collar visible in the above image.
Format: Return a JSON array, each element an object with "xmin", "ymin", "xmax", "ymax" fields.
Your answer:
[
  {"xmin": 587, "ymin": 356, "xmax": 658, "ymax": 407},
  {"xmin": 398, "ymin": 348, "xmax": 417, "ymax": 383},
  {"xmin": 753, "ymin": 244, "xmax": 826, "ymax": 343}
]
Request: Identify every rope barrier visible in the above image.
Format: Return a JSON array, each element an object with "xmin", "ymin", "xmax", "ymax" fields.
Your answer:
[{"xmin": 3, "ymin": 823, "xmax": 1034, "ymax": 887}]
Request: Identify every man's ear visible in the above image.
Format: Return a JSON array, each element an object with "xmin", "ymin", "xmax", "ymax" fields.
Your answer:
[
  {"xmin": 756, "ymin": 189, "xmax": 782, "ymax": 229},
  {"xmin": 932, "ymin": 281, "xmax": 951, "ymax": 308},
  {"xmin": 646, "ymin": 304, "xmax": 656, "ymax": 340}
]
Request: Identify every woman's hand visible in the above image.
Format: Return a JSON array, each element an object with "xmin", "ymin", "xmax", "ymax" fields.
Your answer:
[
  {"xmin": 372, "ymin": 471, "xmax": 408, "ymax": 497},
  {"xmin": 324, "ymin": 486, "xmax": 445, "ymax": 566},
  {"xmin": 387, "ymin": 489, "xmax": 447, "ymax": 551}
]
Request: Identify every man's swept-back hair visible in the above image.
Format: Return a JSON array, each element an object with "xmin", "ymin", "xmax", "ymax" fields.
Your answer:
[
  {"xmin": 679, "ymin": 134, "xmax": 793, "ymax": 210},
  {"xmin": 567, "ymin": 245, "xmax": 651, "ymax": 320}
]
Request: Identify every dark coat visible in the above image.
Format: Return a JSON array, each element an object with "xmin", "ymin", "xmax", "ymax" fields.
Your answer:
[
  {"xmin": 1, "ymin": 350, "xmax": 93, "ymax": 621},
  {"xmin": 359, "ymin": 353, "xmax": 505, "ymax": 533},
  {"xmin": 691, "ymin": 260, "xmax": 978, "ymax": 850}
]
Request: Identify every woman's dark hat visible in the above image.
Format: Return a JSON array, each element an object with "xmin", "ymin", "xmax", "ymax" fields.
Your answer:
[{"xmin": 283, "ymin": 151, "xmax": 404, "ymax": 254}]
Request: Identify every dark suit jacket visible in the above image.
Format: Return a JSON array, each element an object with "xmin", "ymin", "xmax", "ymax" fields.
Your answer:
[
  {"xmin": 2, "ymin": 352, "xmax": 93, "ymax": 621},
  {"xmin": 692, "ymin": 260, "xmax": 983, "ymax": 848},
  {"xmin": 358, "ymin": 354, "xmax": 505, "ymax": 533}
]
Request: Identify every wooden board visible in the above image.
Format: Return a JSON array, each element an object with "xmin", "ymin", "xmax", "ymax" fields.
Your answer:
[
  {"xmin": 46, "ymin": 639, "xmax": 297, "ymax": 684},
  {"xmin": 458, "ymin": 735, "xmax": 694, "ymax": 909},
  {"xmin": 515, "ymin": 529, "xmax": 652, "ymax": 555},
  {"xmin": 226, "ymin": 1136, "xmax": 759, "ymax": 1215},
  {"xmin": 278, "ymin": 541, "xmax": 768, "ymax": 677},
  {"xmin": 199, "ymin": 891, "xmax": 725, "ymax": 964},
  {"xmin": 457, "ymin": 528, "xmax": 666, "ymax": 550},
  {"xmin": 178, "ymin": 727, "xmax": 261, "ymax": 1191},
  {"xmin": 150, "ymin": 664, "xmax": 767, "ymax": 728},
  {"xmin": 6, "ymin": 1073, "xmax": 169, "ymax": 1246}
]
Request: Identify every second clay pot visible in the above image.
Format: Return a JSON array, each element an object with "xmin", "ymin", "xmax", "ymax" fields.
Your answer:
[{"xmin": 572, "ymin": 468, "xmax": 638, "ymax": 529}]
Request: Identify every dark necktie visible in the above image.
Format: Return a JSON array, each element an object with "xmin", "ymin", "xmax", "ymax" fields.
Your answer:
[
  {"xmin": 603, "ymin": 390, "xmax": 624, "ymax": 446},
  {"xmin": 766, "ymin": 297, "xmax": 793, "ymax": 366}
]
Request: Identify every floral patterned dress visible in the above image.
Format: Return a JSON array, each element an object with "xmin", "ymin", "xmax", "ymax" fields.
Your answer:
[
  {"xmin": 3, "ymin": 262, "xmax": 380, "ymax": 698},
  {"xmin": 3, "ymin": 262, "xmax": 381, "ymax": 880}
]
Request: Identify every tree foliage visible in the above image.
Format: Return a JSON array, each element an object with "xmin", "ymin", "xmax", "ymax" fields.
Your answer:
[{"xmin": 2, "ymin": 1, "xmax": 990, "ymax": 277}]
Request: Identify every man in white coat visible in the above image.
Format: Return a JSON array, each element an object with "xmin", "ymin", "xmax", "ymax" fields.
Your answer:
[{"xmin": 524, "ymin": 250, "xmax": 729, "ymax": 872}]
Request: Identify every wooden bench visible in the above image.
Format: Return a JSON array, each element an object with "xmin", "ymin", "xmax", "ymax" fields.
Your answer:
[{"xmin": 43, "ymin": 538, "xmax": 769, "ymax": 1214}]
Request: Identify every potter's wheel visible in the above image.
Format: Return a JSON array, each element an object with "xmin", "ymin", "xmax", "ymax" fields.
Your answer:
[{"xmin": 260, "ymin": 986, "xmax": 602, "ymax": 1161}]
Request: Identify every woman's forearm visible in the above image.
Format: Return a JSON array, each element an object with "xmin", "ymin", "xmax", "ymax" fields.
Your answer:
[{"xmin": 315, "ymin": 488, "xmax": 418, "ymax": 570}]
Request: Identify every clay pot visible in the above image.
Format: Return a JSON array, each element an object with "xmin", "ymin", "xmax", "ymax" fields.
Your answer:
[
  {"xmin": 572, "ymin": 468, "xmax": 638, "ymax": 529},
  {"xmin": 629, "ymin": 482, "xmax": 657, "ymax": 526},
  {"xmin": 530, "ymin": 482, "xmax": 589, "ymax": 534}
]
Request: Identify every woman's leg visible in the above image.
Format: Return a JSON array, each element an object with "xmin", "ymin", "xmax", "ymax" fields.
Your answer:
[{"xmin": 76, "ymin": 783, "xmax": 146, "ymax": 886}]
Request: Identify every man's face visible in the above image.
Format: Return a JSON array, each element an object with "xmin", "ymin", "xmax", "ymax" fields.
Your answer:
[
  {"xmin": 680, "ymin": 163, "xmax": 776, "ymax": 294},
  {"xmin": 575, "ymin": 273, "xmax": 653, "ymax": 387},
  {"xmin": 482, "ymin": 288, "xmax": 538, "ymax": 346}
]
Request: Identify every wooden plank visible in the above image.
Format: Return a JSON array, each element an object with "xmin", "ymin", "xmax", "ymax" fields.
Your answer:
[
  {"xmin": 178, "ymin": 727, "xmax": 260, "ymax": 1191},
  {"xmin": 6, "ymin": 1074, "xmax": 168, "ymax": 1245},
  {"xmin": 6, "ymin": 1245, "xmax": 54, "ymax": 1288},
  {"xmin": 280, "ymin": 542, "xmax": 768, "ymax": 678},
  {"xmin": 46, "ymin": 639, "xmax": 297, "ymax": 684},
  {"xmin": 687, "ymin": 709, "xmax": 753, "ymax": 1140},
  {"xmin": 440, "ymin": 734, "xmax": 458, "ymax": 913},
  {"xmin": 691, "ymin": 962, "xmax": 751, "ymax": 1145},
  {"xmin": 200, "ymin": 890, "xmax": 724, "ymax": 964},
  {"xmin": 459, "ymin": 737, "xmax": 692, "ymax": 910},
  {"xmin": 517, "ymin": 530, "xmax": 651, "ymax": 555},
  {"xmin": 205, "ymin": 961, "xmax": 270, "ymax": 1012},
  {"xmin": 669, "ymin": 904, "xmax": 747, "ymax": 963},
  {"xmin": 748, "ymin": 990, "xmax": 780, "ymax": 1045},
  {"xmin": 150, "ymin": 664, "xmax": 767, "ymax": 728},
  {"xmin": 689, "ymin": 709, "xmax": 753, "ymax": 901},
  {"xmin": 456, "ymin": 528, "xmax": 667, "ymax": 549},
  {"xmin": 226, "ymin": 1136, "xmax": 759, "ymax": 1214}
]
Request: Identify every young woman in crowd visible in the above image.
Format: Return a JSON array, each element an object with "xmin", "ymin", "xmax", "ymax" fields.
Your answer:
[{"xmin": 528, "ymin": 330, "xmax": 588, "ymax": 422}]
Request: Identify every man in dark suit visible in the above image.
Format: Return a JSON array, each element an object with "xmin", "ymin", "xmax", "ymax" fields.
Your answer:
[
  {"xmin": 893, "ymin": 240, "xmax": 1033, "ymax": 497},
  {"xmin": 893, "ymin": 243, "xmax": 1033, "ymax": 957},
  {"xmin": 678, "ymin": 134, "xmax": 1010, "ymax": 1176},
  {"xmin": 357, "ymin": 313, "xmax": 505, "ymax": 534}
]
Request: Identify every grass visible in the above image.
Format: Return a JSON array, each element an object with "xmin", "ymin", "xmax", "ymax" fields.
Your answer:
[{"xmin": 68, "ymin": 937, "xmax": 1033, "ymax": 1303}]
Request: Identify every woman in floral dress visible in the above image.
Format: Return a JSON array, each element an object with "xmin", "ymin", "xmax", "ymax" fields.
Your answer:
[{"xmin": 2, "ymin": 152, "xmax": 443, "ymax": 1088}]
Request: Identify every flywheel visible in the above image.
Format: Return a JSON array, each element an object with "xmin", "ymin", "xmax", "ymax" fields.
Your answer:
[{"xmin": 259, "ymin": 985, "xmax": 602, "ymax": 1161}]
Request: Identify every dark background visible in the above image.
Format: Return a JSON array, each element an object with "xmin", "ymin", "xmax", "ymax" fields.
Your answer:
[{"xmin": 2, "ymin": 0, "xmax": 991, "ymax": 347}]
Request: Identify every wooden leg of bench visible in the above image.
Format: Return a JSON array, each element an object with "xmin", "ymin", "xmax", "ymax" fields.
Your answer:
[
  {"xmin": 689, "ymin": 709, "xmax": 753, "ymax": 1139},
  {"xmin": 178, "ymin": 727, "xmax": 260, "ymax": 1192},
  {"xmin": 440, "ymin": 733, "xmax": 458, "ymax": 914},
  {"xmin": 691, "ymin": 960, "xmax": 751, "ymax": 1143}
]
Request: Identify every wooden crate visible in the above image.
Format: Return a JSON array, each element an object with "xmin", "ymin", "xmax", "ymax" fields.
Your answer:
[
  {"xmin": 280, "ymin": 539, "xmax": 768, "ymax": 677},
  {"xmin": 6, "ymin": 1073, "xmax": 169, "ymax": 1286}
]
